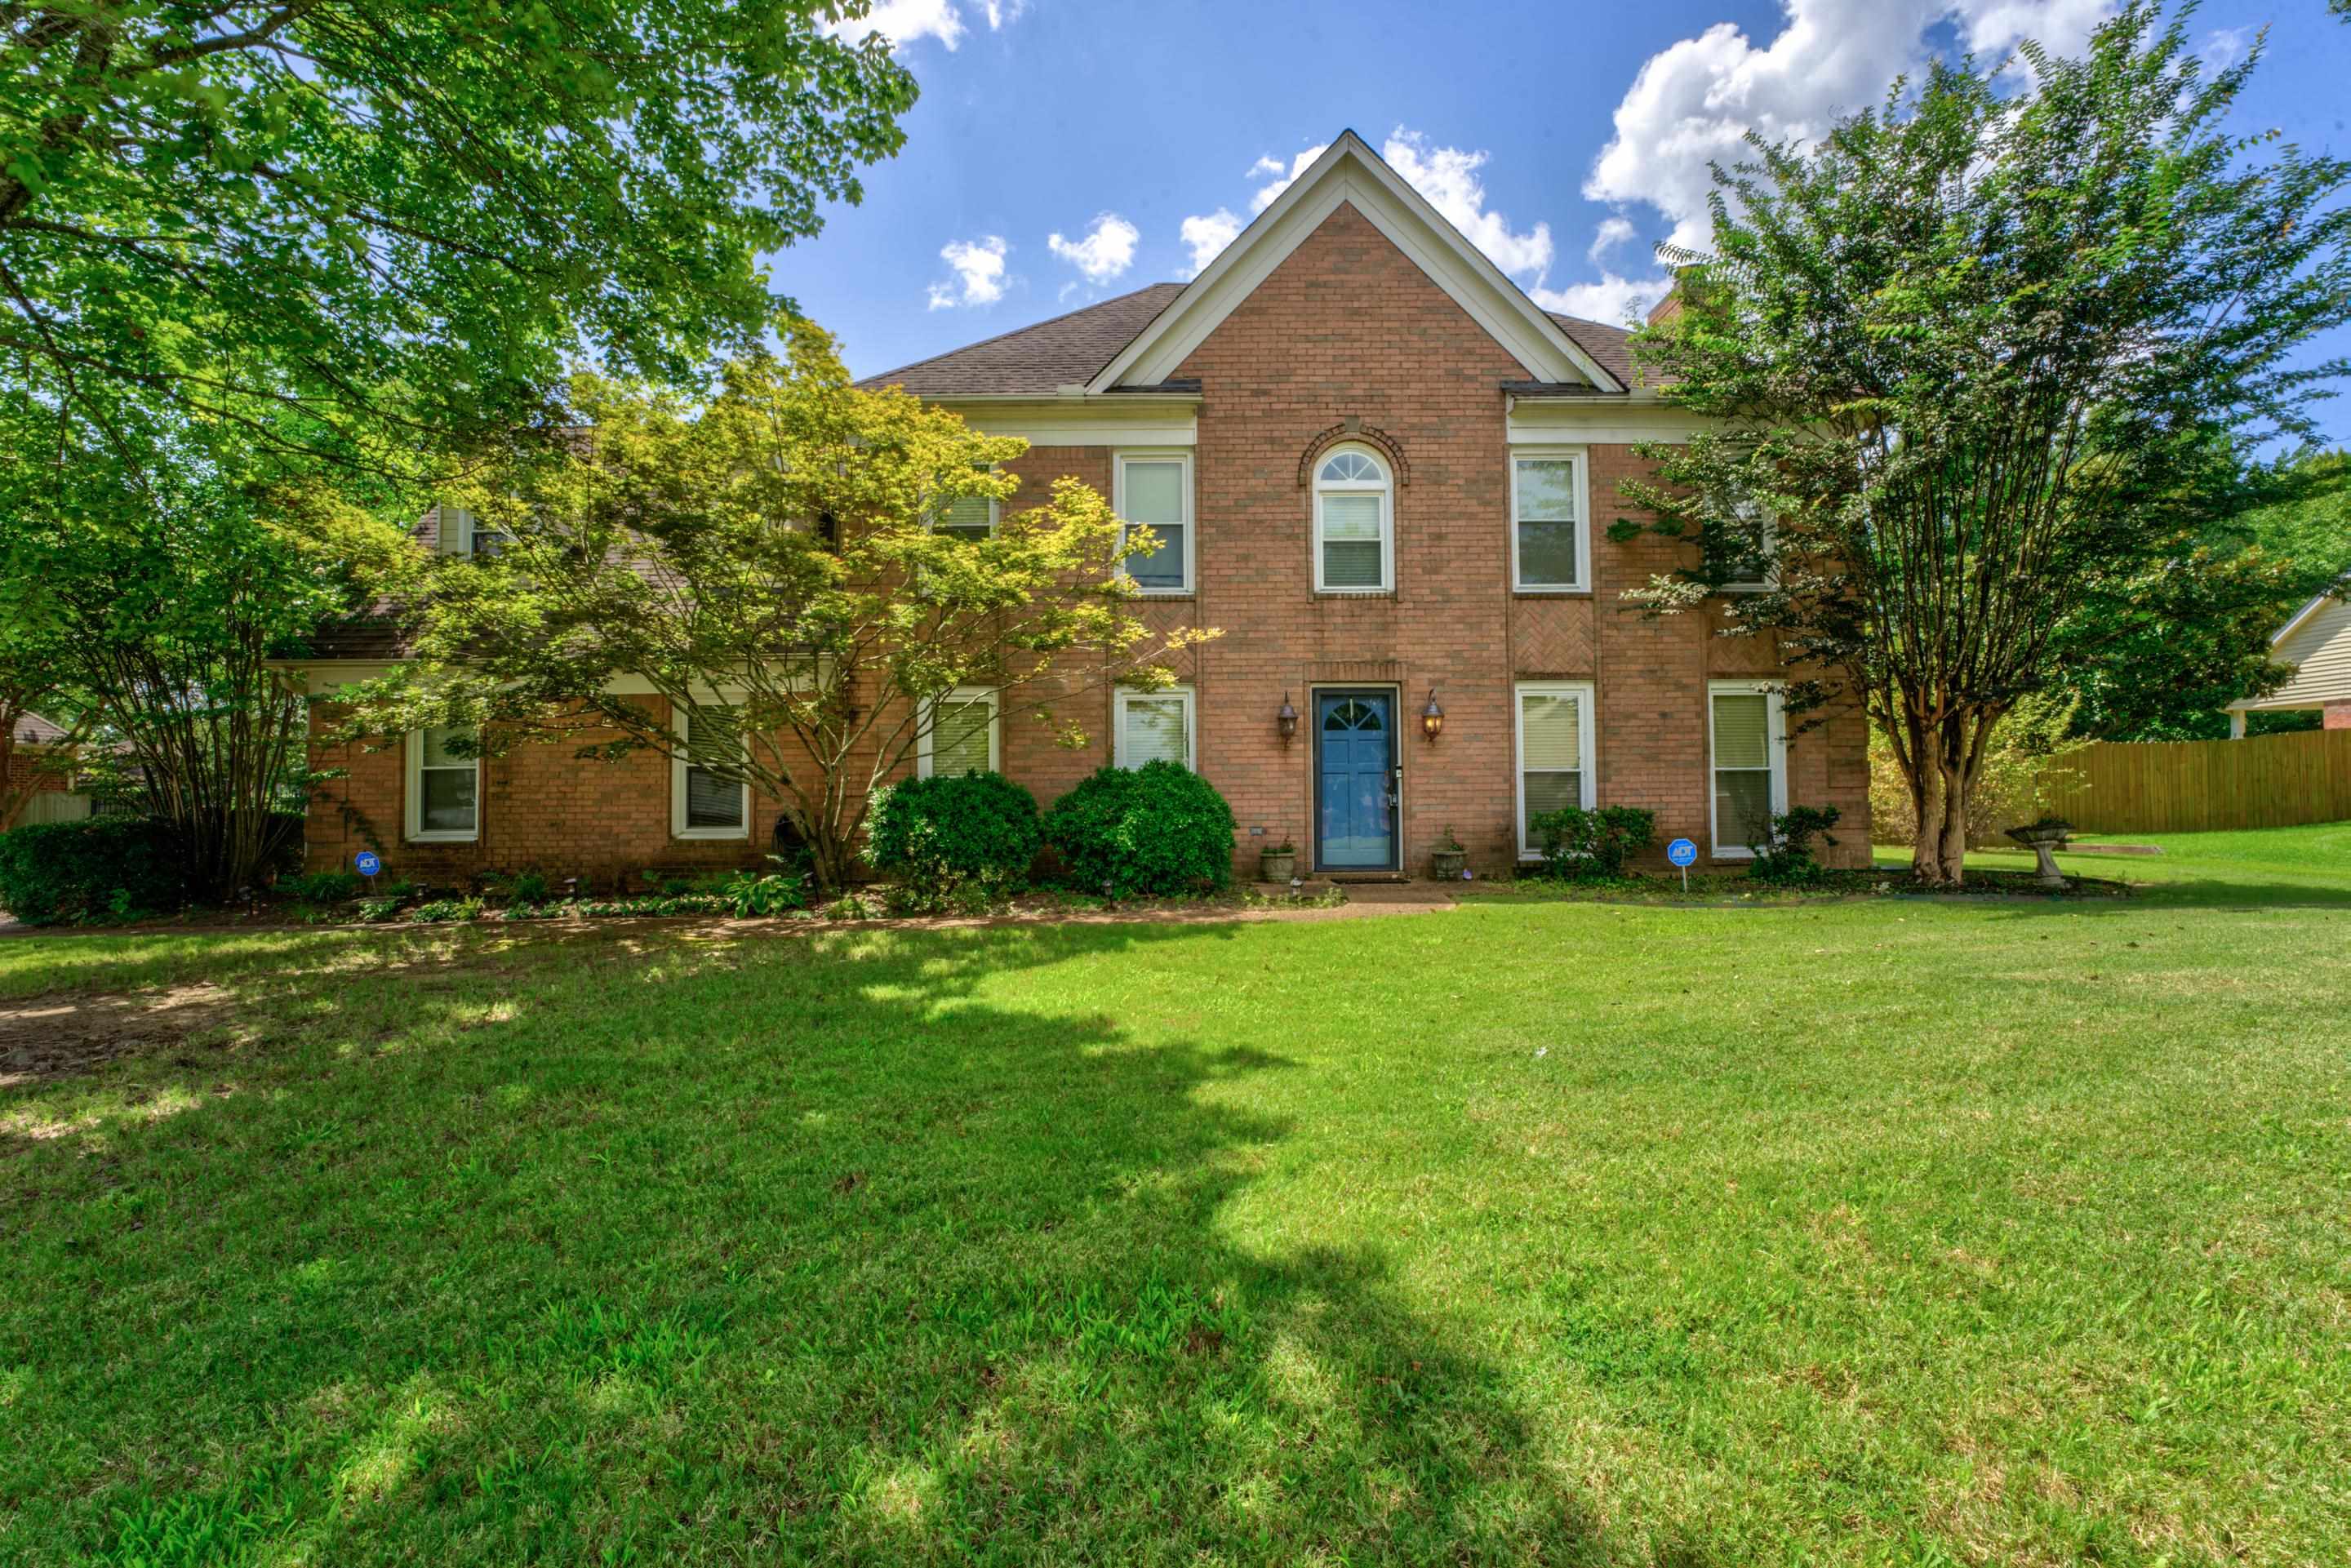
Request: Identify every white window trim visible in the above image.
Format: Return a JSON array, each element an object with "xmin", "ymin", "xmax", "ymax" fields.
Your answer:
[
  {"xmin": 405, "ymin": 727, "xmax": 479, "ymax": 843},
  {"xmin": 1113, "ymin": 685, "xmax": 1196, "ymax": 770},
  {"xmin": 1513, "ymin": 681, "xmax": 1597, "ymax": 860},
  {"xmin": 1509, "ymin": 447, "xmax": 1590, "ymax": 593},
  {"xmin": 1112, "ymin": 449, "xmax": 1193, "ymax": 595},
  {"xmin": 1312, "ymin": 445, "xmax": 1394, "ymax": 594},
  {"xmin": 1707, "ymin": 681, "xmax": 1789, "ymax": 860},
  {"xmin": 917, "ymin": 686, "xmax": 1000, "ymax": 778},
  {"xmin": 671, "ymin": 704, "xmax": 751, "ymax": 842},
  {"xmin": 1715, "ymin": 500, "xmax": 1775, "ymax": 594}
]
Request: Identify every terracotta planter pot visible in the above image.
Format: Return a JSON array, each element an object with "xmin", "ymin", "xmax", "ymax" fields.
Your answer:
[
  {"xmin": 1430, "ymin": 849, "xmax": 1467, "ymax": 881},
  {"xmin": 1259, "ymin": 851, "xmax": 1297, "ymax": 882}
]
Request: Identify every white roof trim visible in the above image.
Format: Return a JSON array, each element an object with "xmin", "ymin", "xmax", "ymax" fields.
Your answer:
[
  {"xmin": 2269, "ymin": 579, "xmax": 2348, "ymax": 647},
  {"xmin": 1089, "ymin": 131, "xmax": 1622, "ymax": 395}
]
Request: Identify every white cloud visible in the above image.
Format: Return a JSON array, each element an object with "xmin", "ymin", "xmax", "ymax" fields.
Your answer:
[
  {"xmin": 1177, "ymin": 208, "xmax": 1242, "ymax": 279},
  {"xmin": 1380, "ymin": 130, "xmax": 1555, "ymax": 279},
  {"xmin": 1529, "ymin": 273, "xmax": 1673, "ymax": 327},
  {"xmin": 1587, "ymin": 1, "xmax": 2117, "ymax": 257},
  {"xmin": 927, "ymin": 234, "xmax": 1008, "ymax": 309},
  {"xmin": 1047, "ymin": 213, "xmax": 1140, "ymax": 284},
  {"xmin": 1587, "ymin": 215, "xmax": 1638, "ymax": 266},
  {"xmin": 2198, "ymin": 24, "xmax": 2251, "ymax": 72},
  {"xmin": 825, "ymin": 0, "xmax": 1025, "ymax": 53},
  {"xmin": 1249, "ymin": 144, "xmax": 1328, "ymax": 214}
]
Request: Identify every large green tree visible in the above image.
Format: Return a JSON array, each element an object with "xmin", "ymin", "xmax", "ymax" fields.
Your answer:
[
  {"xmin": 1623, "ymin": 4, "xmax": 2351, "ymax": 882},
  {"xmin": 0, "ymin": 0, "xmax": 915, "ymax": 468},
  {"xmin": 340, "ymin": 322, "xmax": 1215, "ymax": 892}
]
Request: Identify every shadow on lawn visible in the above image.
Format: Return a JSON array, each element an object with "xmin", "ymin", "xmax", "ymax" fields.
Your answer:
[{"xmin": 2, "ymin": 920, "xmax": 1636, "ymax": 1565}]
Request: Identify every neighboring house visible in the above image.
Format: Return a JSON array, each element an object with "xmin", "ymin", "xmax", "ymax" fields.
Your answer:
[
  {"xmin": 3, "ymin": 713, "xmax": 88, "ymax": 828},
  {"xmin": 2227, "ymin": 583, "xmax": 2351, "ymax": 736},
  {"xmin": 295, "ymin": 131, "xmax": 1870, "ymax": 883}
]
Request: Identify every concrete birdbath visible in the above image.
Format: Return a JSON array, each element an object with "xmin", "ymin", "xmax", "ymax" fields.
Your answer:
[{"xmin": 2003, "ymin": 820, "xmax": 2073, "ymax": 888}]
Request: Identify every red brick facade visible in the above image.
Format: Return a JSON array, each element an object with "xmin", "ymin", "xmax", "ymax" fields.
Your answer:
[
  {"xmin": 2326, "ymin": 701, "xmax": 2351, "ymax": 731},
  {"xmin": 304, "ymin": 202, "xmax": 1871, "ymax": 885}
]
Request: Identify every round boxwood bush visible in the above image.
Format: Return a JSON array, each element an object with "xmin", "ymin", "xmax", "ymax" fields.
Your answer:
[
  {"xmin": 864, "ymin": 770, "xmax": 1042, "ymax": 910},
  {"xmin": 1045, "ymin": 761, "xmax": 1237, "ymax": 899},
  {"xmin": 0, "ymin": 815, "xmax": 187, "ymax": 926}
]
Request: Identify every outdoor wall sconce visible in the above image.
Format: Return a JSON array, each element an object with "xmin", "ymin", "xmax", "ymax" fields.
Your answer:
[
  {"xmin": 1421, "ymin": 690, "xmax": 1445, "ymax": 741},
  {"xmin": 1276, "ymin": 691, "xmax": 1299, "ymax": 744}
]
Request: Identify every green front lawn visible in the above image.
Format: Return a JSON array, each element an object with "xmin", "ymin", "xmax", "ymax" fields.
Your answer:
[{"xmin": 6, "ymin": 829, "xmax": 2350, "ymax": 1563}]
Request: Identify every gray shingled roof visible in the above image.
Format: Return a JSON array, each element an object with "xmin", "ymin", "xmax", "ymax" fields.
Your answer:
[
  {"xmin": 856, "ymin": 282, "xmax": 1642, "ymax": 398},
  {"xmin": 12, "ymin": 712, "xmax": 70, "ymax": 746}
]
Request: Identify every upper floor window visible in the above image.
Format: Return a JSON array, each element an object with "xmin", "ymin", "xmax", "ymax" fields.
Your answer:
[
  {"xmin": 1314, "ymin": 447, "xmax": 1391, "ymax": 593},
  {"xmin": 931, "ymin": 465, "xmax": 998, "ymax": 543},
  {"xmin": 1511, "ymin": 451, "xmax": 1586, "ymax": 591},
  {"xmin": 1709, "ymin": 498, "xmax": 1773, "ymax": 591},
  {"xmin": 438, "ymin": 504, "xmax": 507, "ymax": 559},
  {"xmin": 1114, "ymin": 451, "xmax": 1192, "ymax": 593}
]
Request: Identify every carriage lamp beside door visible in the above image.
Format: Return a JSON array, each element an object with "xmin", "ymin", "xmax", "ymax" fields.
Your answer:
[
  {"xmin": 1420, "ymin": 690, "xmax": 1445, "ymax": 742},
  {"xmin": 1277, "ymin": 691, "xmax": 1299, "ymax": 744}
]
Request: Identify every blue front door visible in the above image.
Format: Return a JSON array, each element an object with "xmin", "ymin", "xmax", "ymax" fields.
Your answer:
[{"xmin": 1317, "ymin": 692, "xmax": 1396, "ymax": 869}]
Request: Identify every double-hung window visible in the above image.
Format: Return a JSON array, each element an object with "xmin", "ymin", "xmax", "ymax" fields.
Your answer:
[
  {"xmin": 1313, "ymin": 448, "xmax": 1392, "ymax": 592},
  {"xmin": 1709, "ymin": 498, "xmax": 1773, "ymax": 592},
  {"xmin": 407, "ymin": 726, "xmax": 479, "ymax": 842},
  {"xmin": 1510, "ymin": 451, "xmax": 1587, "ymax": 591},
  {"xmin": 1708, "ymin": 682, "xmax": 1785, "ymax": 856},
  {"xmin": 1114, "ymin": 451, "xmax": 1191, "ymax": 593},
  {"xmin": 1113, "ymin": 686, "xmax": 1195, "ymax": 770},
  {"xmin": 931, "ymin": 466, "xmax": 998, "ymax": 543},
  {"xmin": 1514, "ymin": 682, "xmax": 1594, "ymax": 857},
  {"xmin": 673, "ymin": 704, "xmax": 750, "ymax": 839},
  {"xmin": 919, "ymin": 688, "xmax": 998, "ymax": 778}
]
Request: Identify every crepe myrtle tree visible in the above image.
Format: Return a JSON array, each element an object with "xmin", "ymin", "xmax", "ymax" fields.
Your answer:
[
  {"xmin": 1617, "ymin": 4, "xmax": 2351, "ymax": 884},
  {"xmin": 340, "ymin": 321, "xmax": 1218, "ymax": 892}
]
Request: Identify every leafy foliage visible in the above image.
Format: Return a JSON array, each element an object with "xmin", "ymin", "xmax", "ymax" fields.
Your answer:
[
  {"xmin": 1045, "ymin": 762, "xmax": 1237, "ymax": 899},
  {"xmin": 1869, "ymin": 694, "xmax": 2090, "ymax": 847},
  {"xmin": 721, "ymin": 862, "xmax": 811, "ymax": 918},
  {"xmin": 1621, "ymin": 6, "xmax": 2351, "ymax": 884},
  {"xmin": 1748, "ymin": 806, "xmax": 1843, "ymax": 886},
  {"xmin": 1527, "ymin": 805, "xmax": 1658, "ymax": 881},
  {"xmin": 341, "ymin": 322, "xmax": 1215, "ymax": 891},
  {"xmin": 278, "ymin": 870, "xmax": 363, "ymax": 905},
  {"xmin": 864, "ymin": 771, "xmax": 1042, "ymax": 913},
  {"xmin": 0, "ymin": 0, "xmax": 916, "ymax": 469},
  {"xmin": 0, "ymin": 815, "xmax": 185, "ymax": 924}
]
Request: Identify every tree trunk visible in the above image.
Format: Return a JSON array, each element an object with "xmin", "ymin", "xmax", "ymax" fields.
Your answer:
[{"xmin": 1936, "ymin": 754, "xmax": 1969, "ymax": 886}]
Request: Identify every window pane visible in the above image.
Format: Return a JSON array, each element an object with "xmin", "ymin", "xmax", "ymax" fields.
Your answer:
[
  {"xmin": 1514, "ymin": 459, "xmax": 1576, "ymax": 522},
  {"xmin": 934, "ymin": 699, "xmax": 993, "ymax": 775},
  {"xmin": 1712, "ymin": 693, "xmax": 1770, "ymax": 769},
  {"xmin": 1320, "ymin": 451, "xmax": 1380, "ymax": 482},
  {"xmin": 1322, "ymin": 539, "xmax": 1384, "ymax": 589},
  {"xmin": 420, "ymin": 726, "xmax": 471, "ymax": 768},
  {"xmin": 1522, "ymin": 769, "xmax": 1583, "ymax": 840},
  {"xmin": 420, "ymin": 766, "xmax": 476, "ymax": 832},
  {"xmin": 1321, "ymin": 492, "xmax": 1381, "ymax": 540},
  {"xmin": 1125, "ymin": 522, "xmax": 1186, "ymax": 589},
  {"xmin": 685, "ymin": 706, "xmax": 742, "ymax": 771},
  {"xmin": 686, "ymin": 766, "xmax": 744, "ymax": 828},
  {"xmin": 936, "ymin": 494, "xmax": 992, "ymax": 539},
  {"xmin": 1122, "ymin": 460, "xmax": 1184, "ymax": 525},
  {"xmin": 1122, "ymin": 698, "xmax": 1188, "ymax": 766},
  {"xmin": 1517, "ymin": 520, "xmax": 1579, "ymax": 587},
  {"xmin": 1716, "ymin": 769, "xmax": 1772, "ymax": 846},
  {"xmin": 1520, "ymin": 694, "xmax": 1582, "ymax": 769}
]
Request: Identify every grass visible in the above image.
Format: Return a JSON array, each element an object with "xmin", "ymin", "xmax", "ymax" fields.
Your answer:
[{"xmin": 2, "ymin": 828, "xmax": 2349, "ymax": 1563}]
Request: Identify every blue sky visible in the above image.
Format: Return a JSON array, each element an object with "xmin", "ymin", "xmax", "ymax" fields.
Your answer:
[{"xmin": 782, "ymin": 0, "xmax": 2351, "ymax": 446}]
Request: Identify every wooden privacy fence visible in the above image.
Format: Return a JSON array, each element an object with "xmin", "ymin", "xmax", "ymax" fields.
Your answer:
[{"xmin": 2035, "ymin": 728, "xmax": 2351, "ymax": 833}]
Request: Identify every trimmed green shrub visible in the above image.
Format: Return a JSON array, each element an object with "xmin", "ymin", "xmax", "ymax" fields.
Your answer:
[
  {"xmin": 1749, "ymin": 805, "xmax": 1842, "ymax": 885},
  {"xmin": 0, "ymin": 816, "xmax": 187, "ymax": 925},
  {"xmin": 1527, "ymin": 805, "xmax": 1658, "ymax": 881},
  {"xmin": 1045, "ymin": 762, "xmax": 1236, "ymax": 899},
  {"xmin": 278, "ymin": 869, "xmax": 363, "ymax": 904},
  {"xmin": 864, "ymin": 771, "xmax": 1042, "ymax": 911}
]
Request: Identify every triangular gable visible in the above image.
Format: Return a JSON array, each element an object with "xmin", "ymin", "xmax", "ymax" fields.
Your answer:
[{"xmin": 1090, "ymin": 131, "xmax": 1624, "ymax": 394}]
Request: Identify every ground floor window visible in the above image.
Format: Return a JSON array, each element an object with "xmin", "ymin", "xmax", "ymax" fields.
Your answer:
[
  {"xmin": 1113, "ymin": 686, "xmax": 1194, "ymax": 769},
  {"xmin": 673, "ymin": 704, "xmax": 749, "ymax": 839},
  {"xmin": 1709, "ymin": 682, "xmax": 1785, "ymax": 856},
  {"xmin": 920, "ymin": 688, "xmax": 999, "ymax": 777},
  {"xmin": 407, "ymin": 726, "xmax": 479, "ymax": 842},
  {"xmin": 1514, "ymin": 682, "xmax": 1594, "ymax": 856}
]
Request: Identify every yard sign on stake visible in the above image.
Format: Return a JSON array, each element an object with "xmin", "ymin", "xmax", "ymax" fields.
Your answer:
[
  {"xmin": 1667, "ymin": 837, "xmax": 1697, "ymax": 893},
  {"xmin": 354, "ymin": 851, "xmax": 380, "ymax": 892}
]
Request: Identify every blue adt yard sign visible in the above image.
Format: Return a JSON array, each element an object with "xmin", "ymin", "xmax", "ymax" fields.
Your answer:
[
  {"xmin": 1666, "ymin": 837, "xmax": 1697, "ymax": 892},
  {"xmin": 353, "ymin": 851, "xmax": 381, "ymax": 878}
]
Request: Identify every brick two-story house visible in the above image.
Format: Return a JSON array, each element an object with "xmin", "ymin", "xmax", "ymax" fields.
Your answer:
[{"xmin": 297, "ymin": 131, "xmax": 1869, "ymax": 884}]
